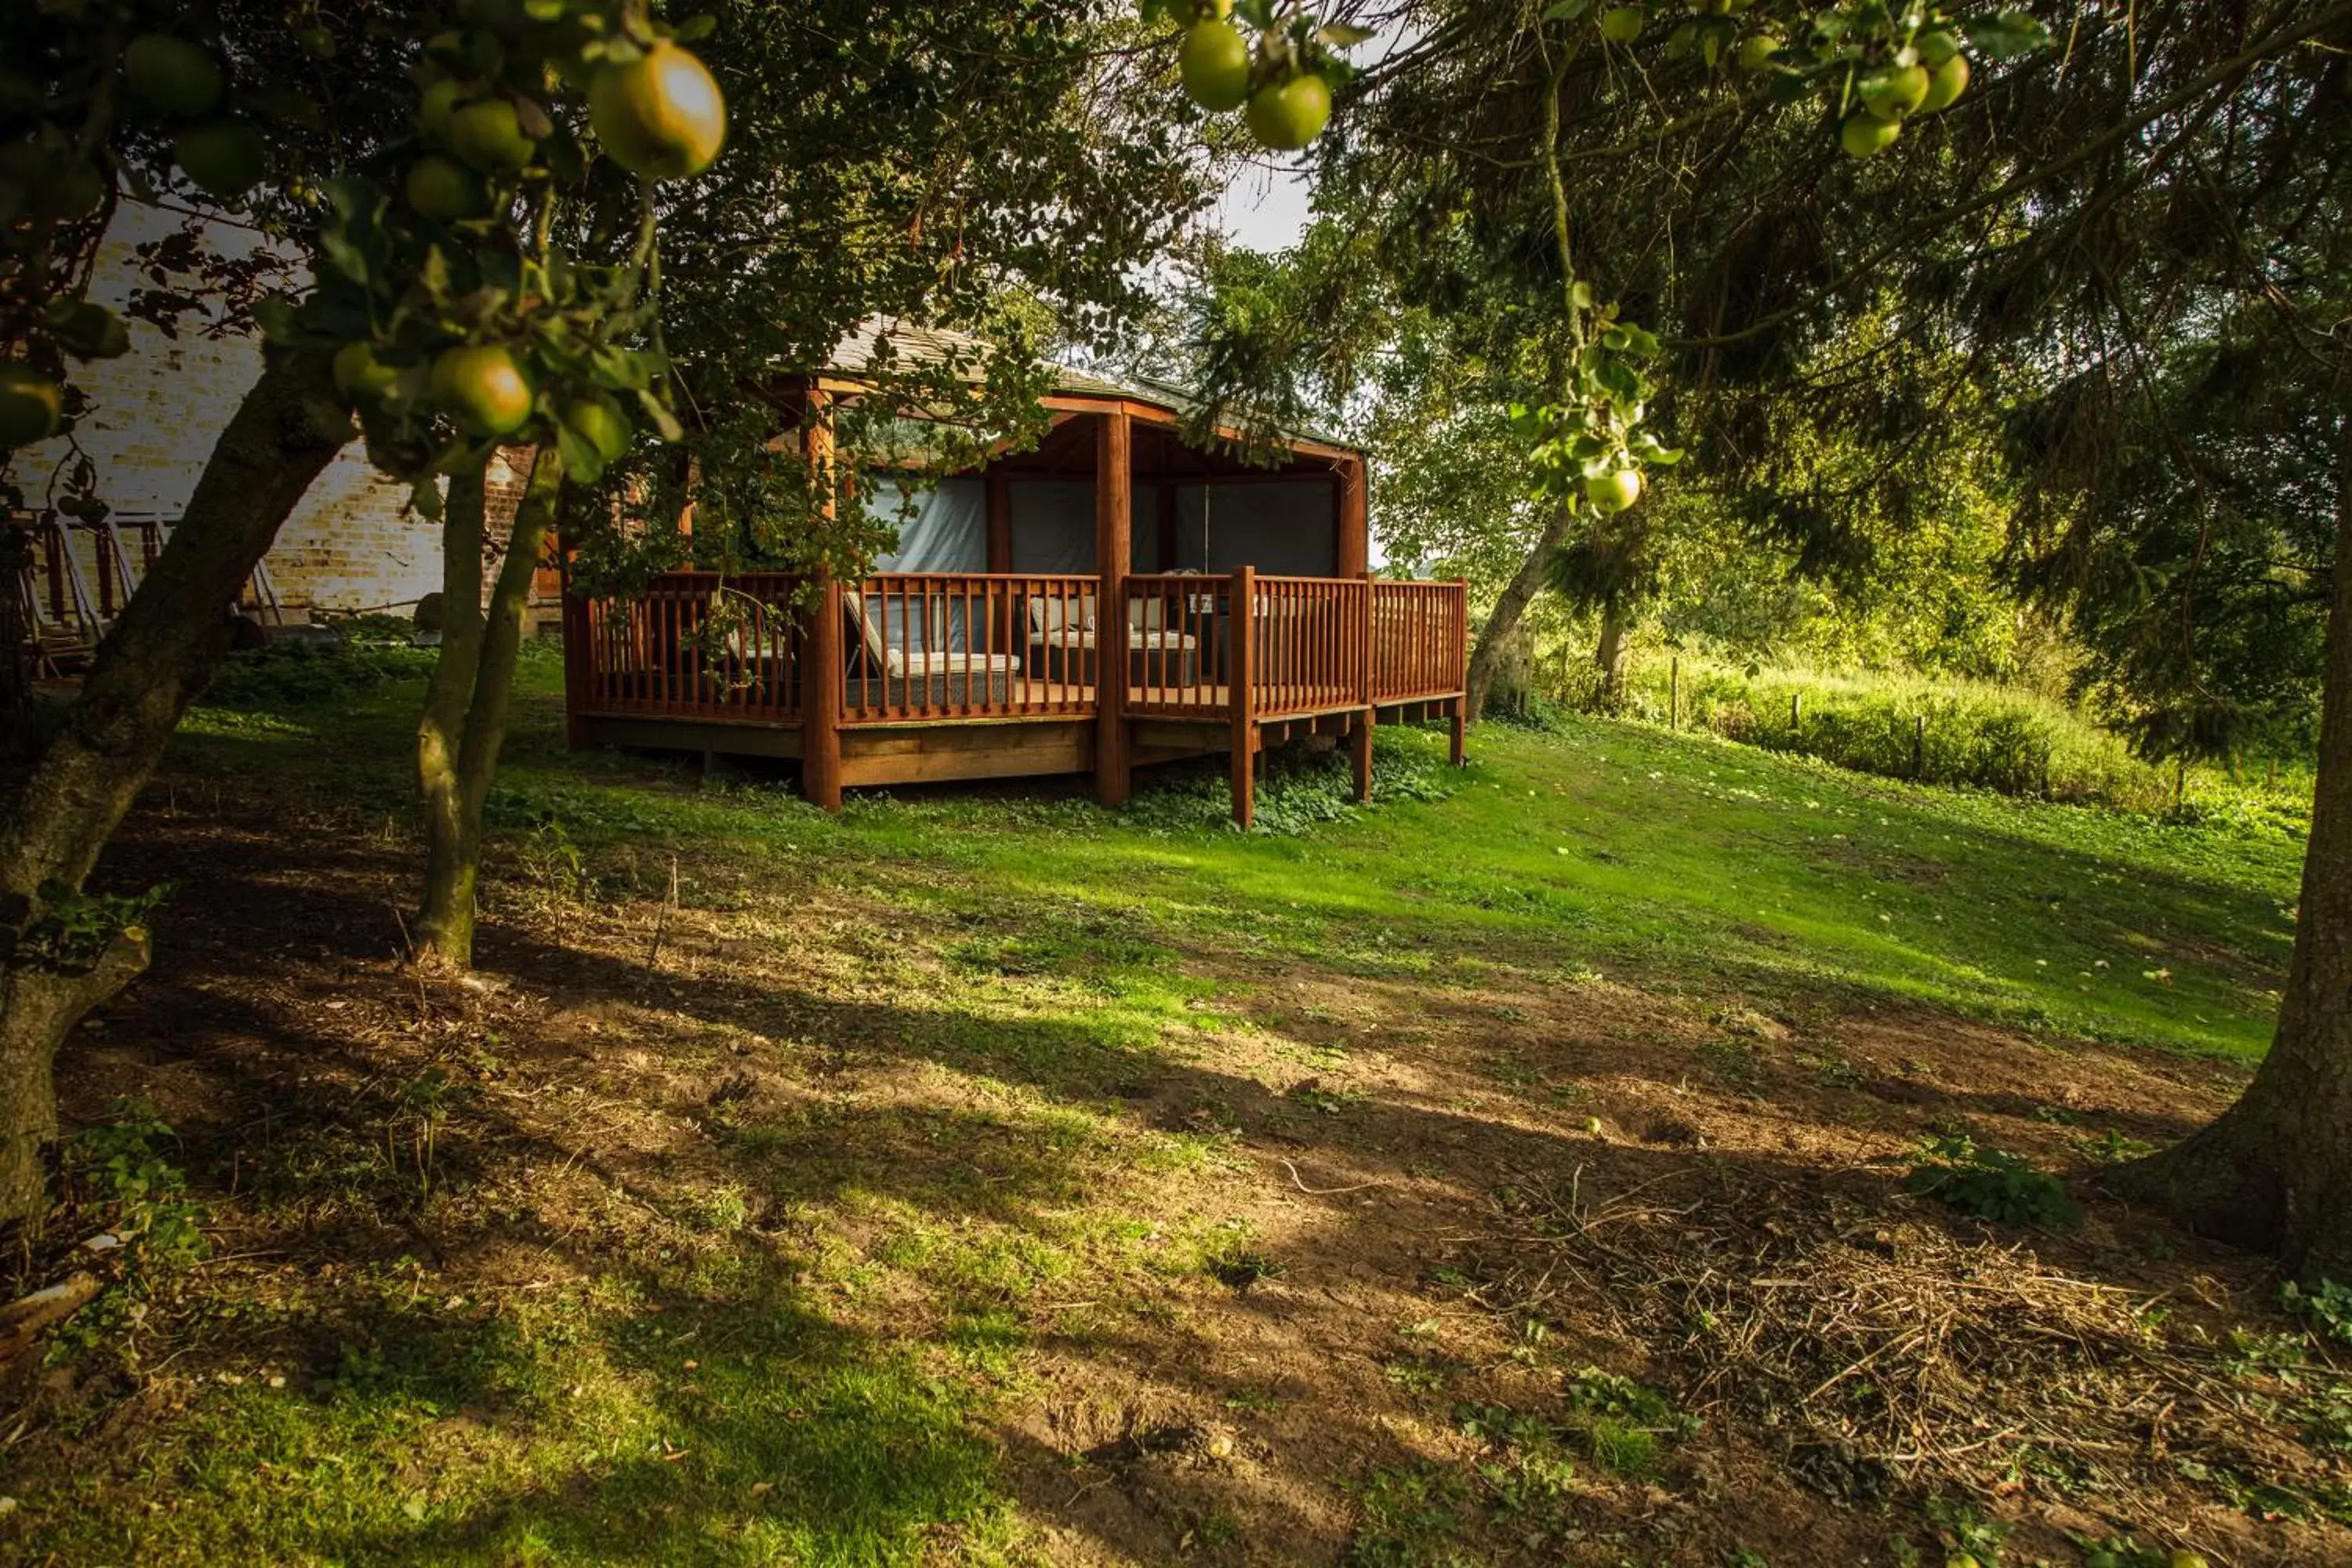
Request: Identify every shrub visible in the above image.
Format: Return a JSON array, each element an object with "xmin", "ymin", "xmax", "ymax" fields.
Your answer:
[
  {"xmin": 1123, "ymin": 729, "xmax": 1458, "ymax": 837},
  {"xmin": 2281, "ymin": 1279, "xmax": 2352, "ymax": 1348},
  {"xmin": 198, "ymin": 623, "xmax": 437, "ymax": 710},
  {"xmin": 1624, "ymin": 658, "xmax": 2212, "ymax": 811},
  {"xmin": 1906, "ymin": 1134, "xmax": 2081, "ymax": 1228}
]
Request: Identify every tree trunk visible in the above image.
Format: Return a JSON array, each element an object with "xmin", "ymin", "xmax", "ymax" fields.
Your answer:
[
  {"xmin": 2114, "ymin": 414, "xmax": 2352, "ymax": 1279},
  {"xmin": 0, "ymin": 937, "xmax": 150, "ymax": 1222},
  {"xmin": 1467, "ymin": 498, "xmax": 1576, "ymax": 721},
  {"xmin": 0, "ymin": 350, "xmax": 352, "ymax": 1227},
  {"xmin": 416, "ymin": 448, "xmax": 563, "ymax": 970},
  {"xmin": 1596, "ymin": 595, "xmax": 1631, "ymax": 709},
  {"xmin": 415, "ymin": 463, "xmax": 488, "ymax": 966}
]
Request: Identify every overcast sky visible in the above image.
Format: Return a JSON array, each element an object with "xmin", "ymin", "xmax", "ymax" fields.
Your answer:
[{"xmin": 1216, "ymin": 159, "xmax": 1314, "ymax": 253}]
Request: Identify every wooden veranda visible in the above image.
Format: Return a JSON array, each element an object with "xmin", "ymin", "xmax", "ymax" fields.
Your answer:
[{"xmin": 560, "ymin": 367, "xmax": 1469, "ymax": 827}]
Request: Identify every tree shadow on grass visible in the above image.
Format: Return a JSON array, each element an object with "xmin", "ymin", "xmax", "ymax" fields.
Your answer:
[{"xmin": 16, "ymin": 793, "xmax": 2321, "ymax": 1566}]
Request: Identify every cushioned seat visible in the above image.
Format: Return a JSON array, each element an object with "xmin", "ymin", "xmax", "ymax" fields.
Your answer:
[
  {"xmin": 844, "ymin": 591, "xmax": 1020, "ymax": 706},
  {"xmin": 889, "ymin": 648, "xmax": 1022, "ymax": 678},
  {"xmin": 1031, "ymin": 626, "xmax": 1200, "ymax": 652}
]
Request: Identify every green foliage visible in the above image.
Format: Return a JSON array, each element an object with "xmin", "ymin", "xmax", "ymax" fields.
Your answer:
[
  {"xmin": 1924, "ymin": 1497, "xmax": 2008, "ymax": 1563},
  {"xmin": 1123, "ymin": 728, "xmax": 1459, "ymax": 837},
  {"xmin": 1203, "ymin": 1242, "xmax": 1280, "ymax": 1292},
  {"xmin": 2068, "ymin": 1537, "xmax": 2179, "ymax": 1568},
  {"xmin": 1344, "ymin": 1463, "xmax": 1469, "ymax": 1568},
  {"xmin": 1905, "ymin": 1134, "xmax": 2080, "ymax": 1229},
  {"xmin": 2282, "ymin": 1279, "xmax": 2352, "ymax": 1348},
  {"xmin": 15, "ymin": 878, "xmax": 169, "ymax": 971},
  {"xmin": 1629, "ymin": 659, "xmax": 2272, "ymax": 814},
  {"xmin": 60, "ymin": 1098, "xmax": 208, "ymax": 1269},
  {"xmin": 198, "ymin": 630, "xmax": 437, "ymax": 711}
]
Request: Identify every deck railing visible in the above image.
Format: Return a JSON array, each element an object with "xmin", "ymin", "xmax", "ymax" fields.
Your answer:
[
  {"xmin": 842, "ymin": 572, "xmax": 1096, "ymax": 724},
  {"xmin": 1125, "ymin": 573, "xmax": 1233, "ymax": 718},
  {"xmin": 1370, "ymin": 579, "xmax": 1469, "ymax": 704},
  {"xmin": 1247, "ymin": 574, "xmax": 1370, "ymax": 719},
  {"xmin": 575, "ymin": 570, "xmax": 804, "ymax": 722},
  {"xmin": 569, "ymin": 568, "xmax": 1467, "ymax": 729}
]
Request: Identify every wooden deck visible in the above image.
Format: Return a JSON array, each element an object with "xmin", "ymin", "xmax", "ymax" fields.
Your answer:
[{"xmin": 562, "ymin": 567, "xmax": 1469, "ymax": 826}]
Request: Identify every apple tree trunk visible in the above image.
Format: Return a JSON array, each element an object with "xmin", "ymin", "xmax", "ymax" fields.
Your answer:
[
  {"xmin": 415, "ymin": 447, "xmax": 563, "ymax": 971},
  {"xmin": 0, "ymin": 351, "xmax": 353, "ymax": 1227},
  {"xmin": 1595, "ymin": 594, "xmax": 1631, "ymax": 709},
  {"xmin": 1467, "ymin": 498, "xmax": 1576, "ymax": 722}
]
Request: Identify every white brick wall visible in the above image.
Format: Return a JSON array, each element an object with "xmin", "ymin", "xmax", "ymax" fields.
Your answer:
[{"xmin": 9, "ymin": 209, "xmax": 531, "ymax": 621}]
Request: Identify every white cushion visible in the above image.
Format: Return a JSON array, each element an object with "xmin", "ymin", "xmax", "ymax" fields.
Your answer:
[
  {"xmin": 885, "ymin": 648, "xmax": 1023, "ymax": 679},
  {"xmin": 1028, "ymin": 593, "xmax": 1096, "ymax": 635},
  {"xmin": 1030, "ymin": 627, "xmax": 1197, "ymax": 652}
]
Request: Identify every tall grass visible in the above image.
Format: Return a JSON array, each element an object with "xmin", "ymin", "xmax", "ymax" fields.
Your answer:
[{"xmin": 1617, "ymin": 657, "xmax": 2310, "ymax": 824}]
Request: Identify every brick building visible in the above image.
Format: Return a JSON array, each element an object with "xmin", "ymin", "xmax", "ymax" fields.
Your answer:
[{"xmin": 9, "ymin": 211, "xmax": 539, "ymax": 655}]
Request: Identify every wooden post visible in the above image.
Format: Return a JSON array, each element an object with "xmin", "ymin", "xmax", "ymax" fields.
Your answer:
[
  {"xmin": 1669, "ymin": 655, "xmax": 1679, "ymax": 731},
  {"xmin": 1354, "ymin": 557, "xmax": 1376, "ymax": 805},
  {"xmin": 804, "ymin": 575, "xmax": 844, "ymax": 810},
  {"xmin": 1791, "ymin": 691, "xmax": 1802, "ymax": 731},
  {"xmin": 1231, "ymin": 563, "xmax": 1256, "ymax": 828},
  {"xmin": 1450, "ymin": 694, "xmax": 1467, "ymax": 767},
  {"xmin": 802, "ymin": 392, "xmax": 844, "ymax": 811},
  {"xmin": 985, "ymin": 468, "xmax": 1012, "ymax": 572},
  {"xmin": 1914, "ymin": 712, "xmax": 1927, "ymax": 779},
  {"xmin": 558, "ymin": 532, "xmax": 591, "ymax": 751},
  {"xmin": 1335, "ymin": 456, "xmax": 1370, "ymax": 578},
  {"xmin": 1095, "ymin": 409, "xmax": 1132, "ymax": 808}
]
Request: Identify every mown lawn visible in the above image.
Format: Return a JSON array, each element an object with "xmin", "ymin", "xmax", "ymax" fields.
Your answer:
[
  {"xmin": 1, "ymin": 642, "xmax": 2326, "ymax": 1567},
  {"xmin": 187, "ymin": 643, "xmax": 2301, "ymax": 1060}
]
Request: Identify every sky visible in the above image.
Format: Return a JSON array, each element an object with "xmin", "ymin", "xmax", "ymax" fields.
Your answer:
[{"xmin": 1216, "ymin": 158, "xmax": 1315, "ymax": 253}]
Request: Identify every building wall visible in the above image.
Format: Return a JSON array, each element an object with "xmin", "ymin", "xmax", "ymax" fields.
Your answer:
[{"xmin": 9, "ymin": 214, "xmax": 529, "ymax": 625}]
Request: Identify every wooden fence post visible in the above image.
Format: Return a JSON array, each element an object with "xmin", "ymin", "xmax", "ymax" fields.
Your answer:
[
  {"xmin": 1230, "ymin": 564, "xmax": 1256, "ymax": 829},
  {"xmin": 1670, "ymin": 655, "xmax": 1680, "ymax": 732},
  {"xmin": 1094, "ymin": 410, "xmax": 1131, "ymax": 808},
  {"xmin": 1352, "ymin": 580, "xmax": 1374, "ymax": 803},
  {"xmin": 1914, "ymin": 712, "xmax": 1927, "ymax": 779},
  {"xmin": 803, "ymin": 575, "xmax": 844, "ymax": 811},
  {"xmin": 1790, "ymin": 691, "xmax": 1802, "ymax": 731}
]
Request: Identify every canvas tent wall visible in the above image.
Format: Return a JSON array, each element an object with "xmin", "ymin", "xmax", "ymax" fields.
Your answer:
[
  {"xmin": 1170, "ymin": 482, "xmax": 1336, "ymax": 578},
  {"xmin": 866, "ymin": 476, "xmax": 1335, "ymax": 579}
]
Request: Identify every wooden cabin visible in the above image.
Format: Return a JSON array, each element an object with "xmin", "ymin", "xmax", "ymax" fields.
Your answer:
[{"xmin": 558, "ymin": 338, "xmax": 1469, "ymax": 827}]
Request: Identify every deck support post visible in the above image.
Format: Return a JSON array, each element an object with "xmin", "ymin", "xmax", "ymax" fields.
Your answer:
[
  {"xmin": 803, "ymin": 392, "xmax": 844, "ymax": 811},
  {"xmin": 1351, "ymin": 711, "xmax": 1374, "ymax": 804},
  {"xmin": 1094, "ymin": 409, "xmax": 1132, "ymax": 808},
  {"xmin": 1350, "ymin": 466, "xmax": 1375, "ymax": 804},
  {"xmin": 1230, "ymin": 564, "xmax": 1256, "ymax": 829},
  {"xmin": 804, "ymin": 575, "xmax": 844, "ymax": 811}
]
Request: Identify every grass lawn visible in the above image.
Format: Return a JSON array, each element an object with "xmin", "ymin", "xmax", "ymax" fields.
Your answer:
[{"xmin": 2, "ymin": 644, "xmax": 2337, "ymax": 1567}]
